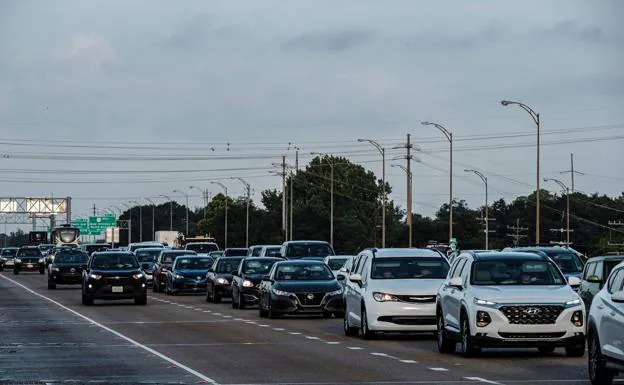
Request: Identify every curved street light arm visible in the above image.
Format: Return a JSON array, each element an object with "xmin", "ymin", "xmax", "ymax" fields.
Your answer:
[
  {"xmin": 391, "ymin": 164, "xmax": 409, "ymax": 174},
  {"xmin": 421, "ymin": 121, "xmax": 452, "ymax": 142},
  {"xmin": 501, "ymin": 100, "xmax": 539, "ymax": 125},
  {"xmin": 357, "ymin": 138, "xmax": 384, "ymax": 156},
  {"xmin": 210, "ymin": 181, "xmax": 228, "ymax": 194},
  {"xmin": 231, "ymin": 177, "xmax": 250, "ymax": 189},
  {"xmin": 464, "ymin": 169, "xmax": 487, "ymax": 185},
  {"xmin": 159, "ymin": 194, "xmax": 171, "ymax": 201},
  {"xmin": 144, "ymin": 197, "xmax": 155, "ymax": 205},
  {"xmin": 543, "ymin": 177, "xmax": 568, "ymax": 192}
]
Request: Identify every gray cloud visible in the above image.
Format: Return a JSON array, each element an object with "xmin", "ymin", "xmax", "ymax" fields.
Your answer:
[{"xmin": 283, "ymin": 28, "xmax": 375, "ymax": 52}]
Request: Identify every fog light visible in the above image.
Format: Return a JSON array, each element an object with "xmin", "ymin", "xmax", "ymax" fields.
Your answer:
[
  {"xmin": 88, "ymin": 284, "xmax": 93, "ymax": 289},
  {"xmin": 141, "ymin": 283, "xmax": 146, "ymax": 288},
  {"xmin": 476, "ymin": 311, "xmax": 491, "ymax": 327},
  {"xmin": 570, "ymin": 310, "xmax": 583, "ymax": 327}
]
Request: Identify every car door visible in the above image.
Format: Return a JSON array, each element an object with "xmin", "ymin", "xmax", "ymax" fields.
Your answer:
[
  {"xmin": 580, "ymin": 262, "xmax": 597, "ymax": 309},
  {"xmin": 602, "ymin": 268, "xmax": 624, "ymax": 362},
  {"xmin": 445, "ymin": 258, "xmax": 468, "ymax": 332},
  {"xmin": 345, "ymin": 253, "xmax": 365, "ymax": 326}
]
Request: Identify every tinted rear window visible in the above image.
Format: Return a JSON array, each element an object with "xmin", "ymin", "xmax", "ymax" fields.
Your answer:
[
  {"xmin": 91, "ymin": 254, "xmax": 138, "ymax": 269},
  {"xmin": 55, "ymin": 252, "xmax": 88, "ymax": 264}
]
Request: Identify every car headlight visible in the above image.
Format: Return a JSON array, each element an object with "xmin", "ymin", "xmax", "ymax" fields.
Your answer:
[
  {"xmin": 565, "ymin": 299, "xmax": 582, "ymax": 308},
  {"xmin": 39, "ymin": 258, "xmax": 45, "ymax": 263},
  {"xmin": 14, "ymin": 259, "xmax": 21, "ymax": 263},
  {"xmin": 174, "ymin": 274, "xmax": 184, "ymax": 279},
  {"xmin": 51, "ymin": 267, "xmax": 60, "ymax": 272},
  {"xmin": 327, "ymin": 287, "xmax": 343, "ymax": 296},
  {"xmin": 272, "ymin": 288, "xmax": 290, "ymax": 296},
  {"xmin": 216, "ymin": 277, "xmax": 229, "ymax": 285},
  {"xmin": 474, "ymin": 298, "xmax": 497, "ymax": 307},
  {"xmin": 242, "ymin": 279, "xmax": 254, "ymax": 288},
  {"xmin": 373, "ymin": 292, "xmax": 399, "ymax": 302},
  {"xmin": 132, "ymin": 273, "xmax": 144, "ymax": 280},
  {"xmin": 89, "ymin": 273, "xmax": 102, "ymax": 280}
]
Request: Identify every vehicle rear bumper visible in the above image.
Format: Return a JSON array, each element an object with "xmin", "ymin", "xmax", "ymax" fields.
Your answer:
[{"xmin": 49, "ymin": 275, "xmax": 82, "ymax": 284}]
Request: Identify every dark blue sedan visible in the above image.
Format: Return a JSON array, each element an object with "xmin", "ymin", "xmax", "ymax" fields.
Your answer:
[{"xmin": 165, "ymin": 256, "xmax": 213, "ymax": 295}]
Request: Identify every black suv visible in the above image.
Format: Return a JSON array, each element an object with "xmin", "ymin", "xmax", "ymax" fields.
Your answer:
[
  {"xmin": 81, "ymin": 251, "xmax": 147, "ymax": 306},
  {"xmin": 48, "ymin": 249, "xmax": 89, "ymax": 289},
  {"xmin": 14, "ymin": 246, "xmax": 45, "ymax": 274}
]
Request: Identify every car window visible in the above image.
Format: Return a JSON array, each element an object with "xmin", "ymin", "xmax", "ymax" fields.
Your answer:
[
  {"xmin": 286, "ymin": 243, "xmax": 334, "ymax": 259},
  {"xmin": 1, "ymin": 249, "xmax": 18, "ymax": 257},
  {"xmin": 216, "ymin": 258, "xmax": 242, "ymax": 273},
  {"xmin": 264, "ymin": 247, "xmax": 281, "ymax": 257},
  {"xmin": 91, "ymin": 254, "xmax": 138, "ymax": 269},
  {"xmin": 175, "ymin": 257, "xmax": 213, "ymax": 270},
  {"xmin": 451, "ymin": 259, "xmax": 466, "ymax": 278},
  {"xmin": 251, "ymin": 247, "xmax": 262, "ymax": 257},
  {"xmin": 371, "ymin": 257, "xmax": 449, "ymax": 279},
  {"xmin": 54, "ymin": 252, "xmax": 88, "ymax": 264},
  {"xmin": 326, "ymin": 258, "xmax": 348, "ymax": 270},
  {"xmin": 135, "ymin": 249, "xmax": 161, "ymax": 262},
  {"xmin": 242, "ymin": 259, "xmax": 277, "ymax": 275},
  {"xmin": 605, "ymin": 260, "xmax": 624, "ymax": 281},
  {"xmin": 355, "ymin": 255, "xmax": 369, "ymax": 275},
  {"xmin": 471, "ymin": 260, "xmax": 566, "ymax": 286},
  {"xmin": 608, "ymin": 268, "xmax": 624, "ymax": 293},
  {"xmin": 19, "ymin": 249, "xmax": 42, "ymax": 257},
  {"xmin": 275, "ymin": 263, "xmax": 334, "ymax": 281},
  {"xmin": 550, "ymin": 253, "xmax": 584, "ymax": 274},
  {"xmin": 185, "ymin": 243, "xmax": 218, "ymax": 253},
  {"xmin": 583, "ymin": 262, "xmax": 596, "ymax": 280}
]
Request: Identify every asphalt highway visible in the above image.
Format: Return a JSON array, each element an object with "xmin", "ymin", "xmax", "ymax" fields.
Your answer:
[{"xmin": 0, "ymin": 271, "xmax": 619, "ymax": 385}]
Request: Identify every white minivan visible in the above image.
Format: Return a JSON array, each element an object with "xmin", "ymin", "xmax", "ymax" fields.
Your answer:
[{"xmin": 344, "ymin": 248, "xmax": 450, "ymax": 339}]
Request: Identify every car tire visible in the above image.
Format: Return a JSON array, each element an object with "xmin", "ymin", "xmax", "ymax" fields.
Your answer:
[
  {"xmin": 437, "ymin": 311, "xmax": 456, "ymax": 354},
  {"xmin": 588, "ymin": 329, "xmax": 615, "ymax": 385},
  {"xmin": 360, "ymin": 306, "xmax": 375, "ymax": 340},
  {"xmin": 47, "ymin": 281, "xmax": 56, "ymax": 290},
  {"xmin": 81, "ymin": 292, "xmax": 93, "ymax": 306},
  {"xmin": 238, "ymin": 292, "xmax": 245, "ymax": 310},
  {"xmin": 259, "ymin": 299, "xmax": 268, "ymax": 318},
  {"xmin": 13, "ymin": 269, "xmax": 18, "ymax": 275},
  {"xmin": 565, "ymin": 343, "xmax": 586, "ymax": 357},
  {"xmin": 460, "ymin": 313, "xmax": 479, "ymax": 358},
  {"xmin": 135, "ymin": 295, "xmax": 148, "ymax": 306},
  {"xmin": 267, "ymin": 301, "xmax": 279, "ymax": 319},
  {"xmin": 344, "ymin": 312, "xmax": 359, "ymax": 337},
  {"xmin": 538, "ymin": 346, "xmax": 555, "ymax": 355},
  {"xmin": 212, "ymin": 286, "xmax": 221, "ymax": 304},
  {"xmin": 39, "ymin": 267, "xmax": 45, "ymax": 274}
]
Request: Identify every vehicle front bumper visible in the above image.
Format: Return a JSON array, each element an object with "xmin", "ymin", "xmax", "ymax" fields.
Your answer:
[
  {"xmin": 171, "ymin": 278, "xmax": 207, "ymax": 293},
  {"xmin": 240, "ymin": 286, "xmax": 261, "ymax": 305},
  {"xmin": 15, "ymin": 263, "xmax": 44, "ymax": 272},
  {"xmin": 84, "ymin": 281, "xmax": 147, "ymax": 300},
  {"xmin": 214, "ymin": 283, "xmax": 232, "ymax": 297},
  {"xmin": 367, "ymin": 299, "xmax": 437, "ymax": 332},
  {"xmin": 270, "ymin": 293, "xmax": 344, "ymax": 315}
]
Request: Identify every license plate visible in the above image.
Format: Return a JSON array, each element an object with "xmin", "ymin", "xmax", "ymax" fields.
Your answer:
[
  {"xmin": 26, "ymin": 264, "xmax": 33, "ymax": 268},
  {"xmin": 112, "ymin": 286, "xmax": 123, "ymax": 293}
]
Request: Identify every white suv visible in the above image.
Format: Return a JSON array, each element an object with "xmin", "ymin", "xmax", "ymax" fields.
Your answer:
[
  {"xmin": 436, "ymin": 251, "xmax": 586, "ymax": 357},
  {"xmin": 587, "ymin": 261, "xmax": 624, "ymax": 385},
  {"xmin": 344, "ymin": 248, "xmax": 450, "ymax": 338}
]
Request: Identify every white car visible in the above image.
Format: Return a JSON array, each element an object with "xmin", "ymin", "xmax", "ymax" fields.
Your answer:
[
  {"xmin": 587, "ymin": 261, "xmax": 624, "ymax": 385},
  {"xmin": 437, "ymin": 251, "xmax": 586, "ymax": 357},
  {"xmin": 344, "ymin": 248, "xmax": 450, "ymax": 338}
]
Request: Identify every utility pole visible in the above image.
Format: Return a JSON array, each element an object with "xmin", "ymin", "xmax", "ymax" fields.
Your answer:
[
  {"xmin": 282, "ymin": 155, "xmax": 287, "ymax": 242},
  {"xmin": 406, "ymin": 134, "xmax": 413, "ymax": 248},
  {"xmin": 607, "ymin": 221, "xmax": 624, "ymax": 248},
  {"xmin": 544, "ymin": 178, "xmax": 573, "ymax": 246},
  {"xmin": 289, "ymin": 172, "xmax": 294, "ymax": 241},
  {"xmin": 507, "ymin": 219, "xmax": 528, "ymax": 247},
  {"xmin": 560, "ymin": 153, "xmax": 584, "ymax": 193}
]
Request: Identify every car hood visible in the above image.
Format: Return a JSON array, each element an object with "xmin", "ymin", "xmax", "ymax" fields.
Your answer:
[
  {"xmin": 174, "ymin": 269, "xmax": 209, "ymax": 277},
  {"xmin": 470, "ymin": 285, "xmax": 578, "ymax": 303},
  {"xmin": 242, "ymin": 273, "xmax": 265, "ymax": 284},
  {"xmin": 369, "ymin": 279, "xmax": 444, "ymax": 295},
  {"xmin": 274, "ymin": 280, "xmax": 340, "ymax": 293},
  {"xmin": 215, "ymin": 273, "xmax": 234, "ymax": 280},
  {"xmin": 562, "ymin": 272, "xmax": 583, "ymax": 280}
]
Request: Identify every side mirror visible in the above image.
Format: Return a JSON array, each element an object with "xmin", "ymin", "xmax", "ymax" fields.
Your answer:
[
  {"xmin": 262, "ymin": 274, "xmax": 271, "ymax": 282},
  {"xmin": 349, "ymin": 273, "xmax": 362, "ymax": 283},
  {"xmin": 612, "ymin": 290, "xmax": 624, "ymax": 303},
  {"xmin": 568, "ymin": 276, "xmax": 582, "ymax": 287},
  {"xmin": 586, "ymin": 275, "xmax": 602, "ymax": 284},
  {"xmin": 336, "ymin": 274, "xmax": 346, "ymax": 281},
  {"xmin": 449, "ymin": 276, "xmax": 463, "ymax": 289}
]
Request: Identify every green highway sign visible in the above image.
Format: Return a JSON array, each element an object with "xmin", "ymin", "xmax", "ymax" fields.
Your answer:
[{"xmin": 72, "ymin": 216, "xmax": 117, "ymax": 236}]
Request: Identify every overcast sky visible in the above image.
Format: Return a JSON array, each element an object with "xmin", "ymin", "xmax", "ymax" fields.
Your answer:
[{"xmin": 0, "ymin": 0, "xmax": 623, "ymax": 232}]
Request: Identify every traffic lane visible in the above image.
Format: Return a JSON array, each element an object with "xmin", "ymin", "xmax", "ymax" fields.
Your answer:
[
  {"xmin": 150, "ymin": 291, "xmax": 596, "ymax": 385},
  {"xmin": 0, "ymin": 273, "xmax": 205, "ymax": 384},
  {"xmin": 9, "ymin": 273, "xmax": 498, "ymax": 385}
]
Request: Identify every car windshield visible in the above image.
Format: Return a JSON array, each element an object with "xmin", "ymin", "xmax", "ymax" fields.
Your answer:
[
  {"xmin": 174, "ymin": 257, "xmax": 213, "ymax": 270},
  {"xmin": 20, "ymin": 249, "xmax": 42, "ymax": 257},
  {"xmin": 91, "ymin": 254, "xmax": 138, "ymax": 270},
  {"xmin": 326, "ymin": 258, "xmax": 348, "ymax": 270},
  {"xmin": 242, "ymin": 259, "xmax": 278, "ymax": 275},
  {"xmin": 162, "ymin": 252, "xmax": 195, "ymax": 265},
  {"xmin": 264, "ymin": 247, "xmax": 281, "ymax": 257},
  {"xmin": 275, "ymin": 263, "xmax": 334, "ymax": 281},
  {"xmin": 471, "ymin": 259, "xmax": 566, "ymax": 286},
  {"xmin": 371, "ymin": 257, "xmax": 450, "ymax": 279},
  {"xmin": 1, "ymin": 249, "xmax": 18, "ymax": 257},
  {"xmin": 549, "ymin": 253, "xmax": 584, "ymax": 273},
  {"xmin": 85, "ymin": 245, "xmax": 109, "ymax": 254},
  {"xmin": 286, "ymin": 243, "xmax": 334, "ymax": 259},
  {"xmin": 605, "ymin": 260, "xmax": 624, "ymax": 279},
  {"xmin": 185, "ymin": 243, "xmax": 218, "ymax": 253},
  {"xmin": 224, "ymin": 249, "xmax": 249, "ymax": 257},
  {"xmin": 135, "ymin": 250, "xmax": 161, "ymax": 262},
  {"xmin": 39, "ymin": 245, "xmax": 53, "ymax": 252},
  {"xmin": 55, "ymin": 252, "xmax": 88, "ymax": 264},
  {"xmin": 216, "ymin": 258, "xmax": 243, "ymax": 273}
]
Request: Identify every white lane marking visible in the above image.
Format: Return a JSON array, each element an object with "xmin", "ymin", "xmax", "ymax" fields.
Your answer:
[
  {"xmin": 257, "ymin": 324, "xmax": 270, "ymax": 327},
  {"xmin": 193, "ymin": 308, "xmax": 203, "ymax": 311},
  {"xmin": 305, "ymin": 336, "xmax": 321, "ymax": 340},
  {"xmin": 0, "ymin": 275, "xmax": 219, "ymax": 385},
  {"xmin": 222, "ymin": 315, "xmax": 232, "ymax": 318},
  {"xmin": 234, "ymin": 318, "xmax": 245, "ymax": 321},
  {"xmin": 399, "ymin": 359, "xmax": 418, "ymax": 363},
  {"xmin": 325, "ymin": 341, "xmax": 341, "ymax": 345},
  {"xmin": 272, "ymin": 327, "xmax": 285, "ymax": 331},
  {"xmin": 465, "ymin": 378, "xmax": 503, "ymax": 385},
  {"xmin": 203, "ymin": 311, "xmax": 212, "ymax": 313},
  {"xmin": 428, "ymin": 367, "xmax": 449, "ymax": 372},
  {"xmin": 347, "ymin": 346, "xmax": 362, "ymax": 350},
  {"xmin": 370, "ymin": 352, "xmax": 389, "ymax": 357},
  {"xmin": 213, "ymin": 312, "xmax": 223, "ymax": 316},
  {"xmin": 288, "ymin": 332, "xmax": 301, "ymax": 335}
]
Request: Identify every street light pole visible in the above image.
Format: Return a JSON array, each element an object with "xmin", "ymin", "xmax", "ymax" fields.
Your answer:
[
  {"xmin": 501, "ymin": 100, "xmax": 540, "ymax": 245},
  {"xmin": 173, "ymin": 190, "xmax": 189, "ymax": 236},
  {"xmin": 190, "ymin": 186, "xmax": 208, "ymax": 219},
  {"xmin": 232, "ymin": 177, "xmax": 251, "ymax": 248},
  {"xmin": 211, "ymin": 181, "xmax": 228, "ymax": 249},
  {"xmin": 421, "ymin": 122, "xmax": 453, "ymax": 244},
  {"xmin": 129, "ymin": 200, "xmax": 142, "ymax": 242},
  {"xmin": 120, "ymin": 203, "xmax": 132, "ymax": 245},
  {"xmin": 544, "ymin": 178, "xmax": 571, "ymax": 246},
  {"xmin": 391, "ymin": 164, "xmax": 413, "ymax": 247},
  {"xmin": 464, "ymin": 169, "xmax": 489, "ymax": 250},
  {"xmin": 144, "ymin": 198, "xmax": 155, "ymax": 241},
  {"xmin": 358, "ymin": 139, "xmax": 386, "ymax": 248},
  {"xmin": 159, "ymin": 194, "xmax": 173, "ymax": 231}
]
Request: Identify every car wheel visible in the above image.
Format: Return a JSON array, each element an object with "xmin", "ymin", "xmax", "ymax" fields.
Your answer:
[
  {"xmin": 538, "ymin": 346, "xmax": 555, "ymax": 355},
  {"xmin": 565, "ymin": 342, "xmax": 586, "ymax": 357},
  {"xmin": 360, "ymin": 306, "xmax": 374, "ymax": 340},
  {"xmin": 152, "ymin": 281, "xmax": 158, "ymax": 292},
  {"xmin": 212, "ymin": 286, "xmax": 221, "ymax": 304},
  {"xmin": 588, "ymin": 329, "xmax": 615, "ymax": 385},
  {"xmin": 460, "ymin": 313, "xmax": 479, "ymax": 357},
  {"xmin": 13, "ymin": 269, "xmax": 18, "ymax": 275},
  {"xmin": 81, "ymin": 292, "xmax": 93, "ymax": 306},
  {"xmin": 259, "ymin": 298, "xmax": 268, "ymax": 318},
  {"xmin": 437, "ymin": 311, "xmax": 456, "ymax": 354},
  {"xmin": 267, "ymin": 300, "xmax": 279, "ymax": 319},
  {"xmin": 134, "ymin": 295, "xmax": 148, "ymax": 306},
  {"xmin": 39, "ymin": 267, "xmax": 45, "ymax": 274},
  {"xmin": 238, "ymin": 292, "xmax": 246, "ymax": 310},
  {"xmin": 47, "ymin": 281, "xmax": 56, "ymax": 290},
  {"xmin": 344, "ymin": 312, "xmax": 359, "ymax": 337},
  {"xmin": 165, "ymin": 281, "xmax": 171, "ymax": 295}
]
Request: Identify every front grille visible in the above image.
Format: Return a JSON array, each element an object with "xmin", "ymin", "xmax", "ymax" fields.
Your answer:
[
  {"xmin": 377, "ymin": 316, "xmax": 436, "ymax": 325},
  {"xmin": 102, "ymin": 276, "xmax": 135, "ymax": 286},
  {"xmin": 393, "ymin": 295, "xmax": 436, "ymax": 304},
  {"xmin": 20, "ymin": 258, "xmax": 40, "ymax": 263},
  {"xmin": 295, "ymin": 292, "xmax": 325, "ymax": 306},
  {"xmin": 499, "ymin": 332, "xmax": 566, "ymax": 339},
  {"xmin": 500, "ymin": 305, "xmax": 564, "ymax": 324}
]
